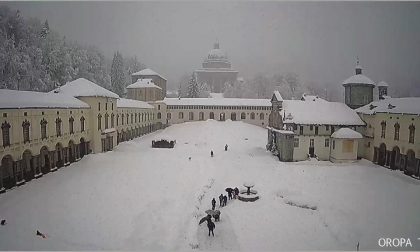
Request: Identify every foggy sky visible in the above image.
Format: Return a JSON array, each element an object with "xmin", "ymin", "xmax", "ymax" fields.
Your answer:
[{"xmin": 6, "ymin": 1, "xmax": 420, "ymax": 94}]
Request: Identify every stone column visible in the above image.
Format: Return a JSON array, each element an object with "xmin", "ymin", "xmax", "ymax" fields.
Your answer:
[
  {"xmin": 50, "ymin": 151, "xmax": 56, "ymax": 171},
  {"xmin": 65, "ymin": 147, "xmax": 70, "ymax": 166}
]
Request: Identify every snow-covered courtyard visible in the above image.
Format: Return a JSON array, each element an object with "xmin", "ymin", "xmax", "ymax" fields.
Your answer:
[{"xmin": 0, "ymin": 120, "xmax": 419, "ymax": 250}]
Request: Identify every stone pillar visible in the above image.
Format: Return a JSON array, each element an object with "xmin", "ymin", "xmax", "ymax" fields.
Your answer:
[
  {"xmin": 50, "ymin": 151, "xmax": 56, "ymax": 171},
  {"xmin": 65, "ymin": 147, "xmax": 70, "ymax": 166},
  {"xmin": 0, "ymin": 164, "xmax": 4, "ymax": 192}
]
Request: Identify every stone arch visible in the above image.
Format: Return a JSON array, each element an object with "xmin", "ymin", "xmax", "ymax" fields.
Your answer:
[
  {"xmin": 250, "ymin": 112, "xmax": 255, "ymax": 120},
  {"xmin": 80, "ymin": 138, "xmax": 87, "ymax": 158},
  {"xmin": 406, "ymin": 149, "xmax": 416, "ymax": 175},
  {"xmin": 260, "ymin": 113, "xmax": 264, "ymax": 120},
  {"xmin": 22, "ymin": 149, "xmax": 35, "ymax": 181},
  {"xmin": 390, "ymin": 146, "xmax": 401, "ymax": 170},
  {"xmin": 55, "ymin": 142, "xmax": 64, "ymax": 168},
  {"xmin": 1, "ymin": 155, "xmax": 15, "ymax": 190},
  {"xmin": 209, "ymin": 112, "xmax": 214, "ymax": 120},
  {"xmin": 241, "ymin": 112, "xmax": 246, "ymax": 120},
  {"xmin": 40, "ymin": 146, "xmax": 51, "ymax": 174},
  {"xmin": 231, "ymin": 112, "xmax": 236, "ymax": 121},
  {"xmin": 378, "ymin": 143, "xmax": 387, "ymax": 166},
  {"xmin": 68, "ymin": 140, "xmax": 76, "ymax": 163}
]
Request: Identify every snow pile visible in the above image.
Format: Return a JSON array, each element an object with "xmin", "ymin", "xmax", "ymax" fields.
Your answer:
[
  {"xmin": 126, "ymin": 79, "xmax": 162, "ymax": 90},
  {"xmin": 282, "ymin": 100, "xmax": 365, "ymax": 125},
  {"xmin": 52, "ymin": 78, "xmax": 119, "ymax": 99},
  {"xmin": 0, "ymin": 121, "xmax": 419, "ymax": 250},
  {"xmin": 0, "ymin": 89, "xmax": 89, "ymax": 109},
  {"xmin": 356, "ymin": 97, "xmax": 420, "ymax": 115},
  {"xmin": 131, "ymin": 68, "xmax": 167, "ymax": 81},
  {"xmin": 331, "ymin": 128, "xmax": 363, "ymax": 139},
  {"xmin": 163, "ymin": 97, "xmax": 271, "ymax": 107},
  {"xmin": 342, "ymin": 74, "xmax": 375, "ymax": 85},
  {"xmin": 117, "ymin": 98, "xmax": 154, "ymax": 109}
]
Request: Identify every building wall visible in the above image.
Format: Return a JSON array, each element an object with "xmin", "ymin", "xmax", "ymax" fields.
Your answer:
[
  {"xmin": 132, "ymin": 75, "xmax": 166, "ymax": 99},
  {"xmin": 330, "ymin": 138, "xmax": 359, "ymax": 162},
  {"xmin": 116, "ymin": 106, "xmax": 157, "ymax": 143},
  {"xmin": 127, "ymin": 87, "xmax": 163, "ymax": 102},
  {"xmin": 345, "ymin": 85, "xmax": 374, "ymax": 109}
]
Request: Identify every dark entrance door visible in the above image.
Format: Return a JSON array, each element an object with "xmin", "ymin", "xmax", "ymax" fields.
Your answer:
[{"xmin": 309, "ymin": 139, "xmax": 315, "ymax": 157}]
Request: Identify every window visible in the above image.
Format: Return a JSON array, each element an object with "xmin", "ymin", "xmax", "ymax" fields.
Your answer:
[
  {"xmin": 22, "ymin": 120, "xmax": 30, "ymax": 143},
  {"xmin": 80, "ymin": 116, "xmax": 85, "ymax": 132},
  {"xmin": 332, "ymin": 140, "xmax": 335, "ymax": 149},
  {"xmin": 157, "ymin": 112, "xmax": 161, "ymax": 119},
  {"xmin": 250, "ymin": 112, "xmax": 255, "ymax": 120},
  {"xmin": 106, "ymin": 103, "xmax": 108, "ymax": 111},
  {"xmin": 105, "ymin": 114, "xmax": 109, "ymax": 129},
  {"xmin": 135, "ymin": 113, "xmax": 137, "ymax": 123},
  {"xmin": 179, "ymin": 112, "xmax": 184, "ymax": 119},
  {"xmin": 199, "ymin": 112, "xmax": 204, "ymax": 120},
  {"xmin": 69, "ymin": 117, "xmax": 74, "ymax": 134},
  {"xmin": 409, "ymin": 124, "xmax": 415, "ymax": 144},
  {"xmin": 315, "ymin": 126, "xmax": 318, "ymax": 135},
  {"xmin": 116, "ymin": 115, "xmax": 119, "ymax": 126},
  {"xmin": 126, "ymin": 114, "xmax": 129, "ymax": 124},
  {"xmin": 56, "ymin": 118, "xmax": 62, "ymax": 136},
  {"xmin": 310, "ymin": 139, "xmax": 314, "ymax": 148},
  {"xmin": 293, "ymin": 124, "xmax": 297, "ymax": 130},
  {"xmin": 241, "ymin": 112, "xmax": 246, "ymax": 119},
  {"xmin": 1, "ymin": 121, "xmax": 11, "ymax": 147},
  {"xmin": 98, "ymin": 102, "xmax": 101, "ymax": 111},
  {"xmin": 158, "ymin": 105, "xmax": 161, "ymax": 110},
  {"xmin": 381, "ymin": 121, "xmax": 386, "ymax": 138},
  {"xmin": 131, "ymin": 114, "xmax": 133, "ymax": 124},
  {"xmin": 98, "ymin": 114, "xmax": 102, "ymax": 130},
  {"xmin": 294, "ymin": 138, "xmax": 299, "ymax": 148},
  {"xmin": 325, "ymin": 138, "xmax": 329, "ymax": 147},
  {"xmin": 189, "ymin": 112, "xmax": 194, "ymax": 120},
  {"xmin": 112, "ymin": 103, "xmax": 114, "ymax": 110},
  {"xmin": 122, "ymin": 114, "xmax": 125, "ymax": 125},
  {"xmin": 326, "ymin": 125, "xmax": 329, "ymax": 131},
  {"xmin": 299, "ymin": 126, "xmax": 303, "ymax": 135},
  {"xmin": 331, "ymin": 126, "xmax": 335, "ymax": 134},
  {"xmin": 111, "ymin": 114, "xmax": 115, "ymax": 127},
  {"xmin": 40, "ymin": 119, "xmax": 48, "ymax": 139},
  {"xmin": 210, "ymin": 112, "xmax": 214, "ymax": 119},
  {"xmin": 394, "ymin": 123, "xmax": 400, "ymax": 140},
  {"xmin": 310, "ymin": 125, "xmax": 313, "ymax": 131},
  {"xmin": 167, "ymin": 113, "xmax": 171, "ymax": 120}
]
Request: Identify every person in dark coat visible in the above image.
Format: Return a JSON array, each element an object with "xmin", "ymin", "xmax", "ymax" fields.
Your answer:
[
  {"xmin": 234, "ymin": 187, "xmax": 239, "ymax": 199},
  {"xmin": 1, "ymin": 219, "xmax": 6, "ymax": 226},
  {"xmin": 211, "ymin": 198, "xmax": 216, "ymax": 210},
  {"xmin": 211, "ymin": 150, "xmax": 214, "ymax": 157},
  {"xmin": 225, "ymin": 144, "xmax": 228, "ymax": 151},
  {"xmin": 213, "ymin": 211, "xmax": 220, "ymax": 222},
  {"xmin": 223, "ymin": 195, "xmax": 227, "ymax": 206},
  {"xmin": 207, "ymin": 219, "xmax": 215, "ymax": 237},
  {"xmin": 228, "ymin": 191, "xmax": 232, "ymax": 200},
  {"xmin": 219, "ymin": 194, "xmax": 224, "ymax": 207}
]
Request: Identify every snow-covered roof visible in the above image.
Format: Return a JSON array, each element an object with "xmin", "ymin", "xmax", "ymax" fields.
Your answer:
[
  {"xmin": 0, "ymin": 89, "xmax": 89, "ymax": 109},
  {"xmin": 342, "ymin": 74, "xmax": 375, "ymax": 86},
  {"xmin": 52, "ymin": 78, "xmax": 119, "ymax": 99},
  {"xmin": 377, "ymin": 81, "xmax": 389, "ymax": 87},
  {"xmin": 117, "ymin": 98, "xmax": 154, "ymax": 109},
  {"xmin": 126, "ymin": 79, "xmax": 162, "ymax": 90},
  {"xmin": 356, "ymin": 97, "xmax": 420, "ymax": 115},
  {"xmin": 273, "ymin": 91, "xmax": 283, "ymax": 102},
  {"xmin": 195, "ymin": 68, "xmax": 238, "ymax": 73},
  {"xmin": 300, "ymin": 93, "xmax": 324, "ymax": 102},
  {"xmin": 331, "ymin": 128, "xmax": 363, "ymax": 139},
  {"xmin": 282, "ymin": 99, "xmax": 365, "ymax": 126},
  {"xmin": 131, "ymin": 68, "xmax": 167, "ymax": 81},
  {"xmin": 267, "ymin": 127, "xmax": 294, "ymax": 135},
  {"xmin": 209, "ymin": 93, "xmax": 224, "ymax": 99},
  {"xmin": 163, "ymin": 97, "xmax": 271, "ymax": 107}
]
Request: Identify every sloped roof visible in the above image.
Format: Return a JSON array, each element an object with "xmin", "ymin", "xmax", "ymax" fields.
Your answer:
[
  {"xmin": 356, "ymin": 97, "xmax": 420, "ymax": 115},
  {"xmin": 163, "ymin": 97, "xmax": 271, "ymax": 107},
  {"xmin": 342, "ymin": 74, "xmax": 375, "ymax": 86},
  {"xmin": 126, "ymin": 79, "xmax": 162, "ymax": 90},
  {"xmin": 272, "ymin": 91, "xmax": 283, "ymax": 102},
  {"xmin": 0, "ymin": 89, "xmax": 89, "ymax": 109},
  {"xmin": 131, "ymin": 68, "xmax": 167, "ymax": 81},
  {"xmin": 51, "ymin": 78, "xmax": 119, "ymax": 99},
  {"xmin": 117, "ymin": 98, "xmax": 154, "ymax": 109},
  {"xmin": 282, "ymin": 99, "xmax": 365, "ymax": 126},
  {"xmin": 331, "ymin": 128, "xmax": 363, "ymax": 139}
]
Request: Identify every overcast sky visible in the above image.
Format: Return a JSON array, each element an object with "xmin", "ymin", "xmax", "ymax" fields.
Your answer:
[{"xmin": 6, "ymin": 1, "xmax": 420, "ymax": 93}]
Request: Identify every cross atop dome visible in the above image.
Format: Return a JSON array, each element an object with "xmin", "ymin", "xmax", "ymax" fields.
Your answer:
[{"xmin": 355, "ymin": 57, "xmax": 363, "ymax": 75}]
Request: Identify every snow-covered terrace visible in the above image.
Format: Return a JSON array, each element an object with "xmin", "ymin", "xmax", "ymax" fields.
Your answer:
[{"xmin": 0, "ymin": 89, "xmax": 89, "ymax": 109}]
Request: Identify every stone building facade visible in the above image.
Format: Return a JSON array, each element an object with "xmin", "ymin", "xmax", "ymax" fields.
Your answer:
[{"xmin": 131, "ymin": 68, "xmax": 167, "ymax": 100}]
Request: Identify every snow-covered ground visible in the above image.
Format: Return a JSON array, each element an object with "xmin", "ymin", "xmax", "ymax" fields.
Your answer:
[{"xmin": 0, "ymin": 120, "xmax": 419, "ymax": 250}]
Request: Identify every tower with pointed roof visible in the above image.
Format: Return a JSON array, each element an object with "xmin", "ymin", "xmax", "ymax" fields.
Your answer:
[{"xmin": 342, "ymin": 58, "xmax": 375, "ymax": 109}]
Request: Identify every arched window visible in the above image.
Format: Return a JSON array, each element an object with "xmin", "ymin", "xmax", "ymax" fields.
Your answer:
[
  {"xmin": 122, "ymin": 114, "xmax": 125, "ymax": 125},
  {"xmin": 97, "ymin": 114, "xmax": 102, "ymax": 130},
  {"xmin": 116, "ymin": 114, "xmax": 119, "ymax": 126},
  {"xmin": 126, "ymin": 113, "xmax": 129, "ymax": 124},
  {"xmin": 167, "ymin": 113, "xmax": 172, "ymax": 120},
  {"xmin": 111, "ymin": 114, "xmax": 115, "ymax": 128},
  {"xmin": 56, "ymin": 117, "xmax": 62, "ymax": 136},
  {"xmin": 250, "ymin": 112, "xmax": 255, "ymax": 120},
  {"xmin": 260, "ymin": 113, "xmax": 264, "ymax": 120},
  {"xmin": 179, "ymin": 112, "xmax": 184, "ymax": 119},
  {"xmin": 241, "ymin": 112, "xmax": 246, "ymax": 120},
  {"xmin": 394, "ymin": 123, "xmax": 400, "ymax": 141},
  {"xmin": 409, "ymin": 124, "xmax": 415, "ymax": 144},
  {"xmin": 381, "ymin": 121, "xmax": 386, "ymax": 138},
  {"xmin": 131, "ymin": 113, "xmax": 133, "ymax": 124},
  {"xmin": 135, "ymin": 113, "xmax": 137, "ymax": 123},
  {"xmin": 189, "ymin": 112, "xmax": 194, "ymax": 120},
  {"xmin": 69, "ymin": 117, "xmax": 74, "ymax": 134},
  {"xmin": 22, "ymin": 120, "xmax": 30, "ymax": 143},
  {"xmin": 104, "ymin": 113, "xmax": 109, "ymax": 129},
  {"xmin": 1, "ymin": 121, "xmax": 11, "ymax": 147},
  {"xmin": 199, "ymin": 112, "xmax": 204, "ymax": 120},
  {"xmin": 80, "ymin": 116, "xmax": 85, "ymax": 132},
  {"xmin": 40, "ymin": 118, "xmax": 48, "ymax": 139},
  {"xmin": 210, "ymin": 112, "xmax": 214, "ymax": 119},
  {"xmin": 157, "ymin": 112, "xmax": 161, "ymax": 119}
]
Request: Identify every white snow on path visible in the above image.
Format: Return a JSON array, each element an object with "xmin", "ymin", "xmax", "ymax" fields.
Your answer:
[{"xmin": 0, "ymin": 120, "xmax": 419, "ymax": 250}]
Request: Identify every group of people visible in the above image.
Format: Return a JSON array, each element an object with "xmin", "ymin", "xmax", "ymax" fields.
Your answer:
[{"xmin": 210, "ymin": 144, "xmax": 229, "ymax": 158}]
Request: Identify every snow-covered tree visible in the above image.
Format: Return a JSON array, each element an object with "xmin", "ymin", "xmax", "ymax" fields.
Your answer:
[
  {"xmin": 187, "ymin": 73, "xmax": 200, "ymax": 98},
  {"xmin": 111, "ymin": 51, "xmax": 125, "ymax": 96}
]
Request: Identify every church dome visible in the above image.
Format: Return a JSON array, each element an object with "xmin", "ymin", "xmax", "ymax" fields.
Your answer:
[
  {"xmin": 202, "ymin": 42, "xmax": 231, "ymax": 69},
  {"xmin": 207, "ymin": 42, "xmax": 227, "ymax": 60}
]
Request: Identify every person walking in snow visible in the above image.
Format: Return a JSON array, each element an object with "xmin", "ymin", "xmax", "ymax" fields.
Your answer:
[
  {"xmin": 207, "ymin": 219, "xmax": 215, "ymax": 237},
  {"xmin": 223, "ymin": 195, "xmax": 227, "ymax": 207},
  {"xmin": 211, "ymin": 150, "xmax": 214, "ymax": 157},
  {"xmin": 219, "ymin": 194, "xmax": 224, "ymax": 207},
  {"xmin": 234, "ymin": 187, "xmax": 239, "ymax": 199},
  {"xmin": 228, "ymin": 190, "xmax": 232, "ymax": 200},
  {"xmin": 211, "ymin": 198, "xmax": 216, "ymax": 210},
  {"xmin": 225, "ymin": 144, "xmax": 228, "ymax": 151}
]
